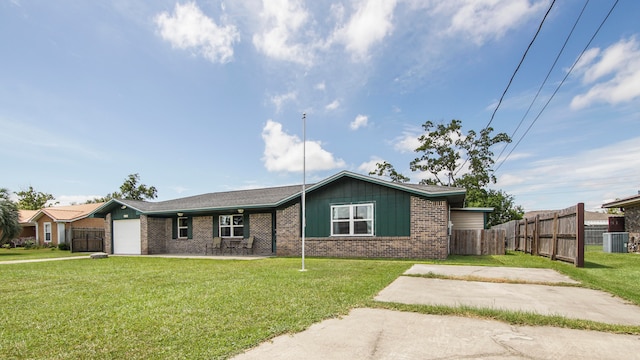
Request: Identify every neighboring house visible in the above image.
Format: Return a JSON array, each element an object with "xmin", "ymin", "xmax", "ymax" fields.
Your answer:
[
  {"xmin": 602, "ymin": 193, "xmax": 640, "ymax": 244},
  {"xmin": 89, "ymin": 171, "xmax": 467, "ymax": 259},
  {"xmin": 11, "ymin": 210, "xmax": 38, "ymax": 246},
  {"xmin": 30, "ymin": 203, "xmax": 105, "ymax": 246}
]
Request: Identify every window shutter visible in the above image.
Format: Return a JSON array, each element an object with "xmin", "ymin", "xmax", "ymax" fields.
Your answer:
[
  {"xmin": 243, "ymin": 213, "xmax": 250, "ymax": 237},
  {"xmin": 213, "ymin": 216, "xmax": 219, "ymax": 237},
  {"xmin": 172, "ymin": 217, "xmax": 177, "ymax": 239},
  {"xmin": 187, "ymin": 217, "xmax": 193, "ymax": 239}
]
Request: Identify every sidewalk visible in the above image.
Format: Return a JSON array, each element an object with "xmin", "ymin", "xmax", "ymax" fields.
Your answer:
[{"xmin": 0, "ymin": 254, "xmax": 268, "ymax": 264}]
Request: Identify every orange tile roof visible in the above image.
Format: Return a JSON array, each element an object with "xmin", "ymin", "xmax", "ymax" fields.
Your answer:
[
  {"xmin": 18, "ymin": 210, "xmax": 38, "ymax": 224},
  {"xmin": 35, "ymin": 203, "xmax": 105, "ymax": 222}
]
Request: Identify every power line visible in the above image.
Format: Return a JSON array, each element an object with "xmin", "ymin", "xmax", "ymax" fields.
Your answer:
[
  {"xmin": 495, "ymin": 0, "xmax": 590, "ymax": 165},
  {"xmin": 494, "ymin": 0, "xmax": 620, "ymax": 174},
  {"xmin": 454, "ymin": 0, "xmax": 557, "ymax": 176}
]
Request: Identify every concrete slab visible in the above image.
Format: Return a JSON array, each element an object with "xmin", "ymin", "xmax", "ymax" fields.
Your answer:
[
  {"xmin": 405, "ymin": 264, "xmax": 579, "ymax": 284},
  {"xmin": 376, "ymin": 276, "xmax": 640, "ymax": 325},
  {"xmin": 233, "ymin": 308, "xmax": 640, "ymax": 360}
]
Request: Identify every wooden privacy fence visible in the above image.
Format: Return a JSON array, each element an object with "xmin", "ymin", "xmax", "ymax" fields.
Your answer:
[
  {"xmin": 493, "ymin": 203, "xmax": 585, "ymax": 267},
  {"xmin": 71, "ymin": 228, "xmax": 105, "ymax": 253},
  {"xmin": 451, "ymin": 229, "xmax": 506, "ymax": 255}
]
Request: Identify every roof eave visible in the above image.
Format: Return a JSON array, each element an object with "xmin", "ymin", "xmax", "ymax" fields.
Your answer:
[
  {"xmin": 602, "ymin": 195, "xmax": 640, "ymax": 209},
  {"xmin": 144, "ymin": 203, "xmax": 280, "ymax": 216},
  {"xmin": 277, "ymin": 171, "xmax": 466, "ymax": 205},
  {"xmin": 88, "ymin": 199, "xmax": 147, "ymax": 218}
]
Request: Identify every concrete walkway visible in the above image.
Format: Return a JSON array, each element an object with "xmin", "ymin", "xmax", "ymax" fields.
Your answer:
[
  {"xmin": 0, "ymin": 254, "xmax": 269, "ymax": 264},
  {"xmin": 233, "ymin": 308, "xmax": 640, "ymax": 360},
  {"xmin": 377, "ymin": 264, "xmax": 640, "ymax": 325},
  {"xmin": 234, "ymin": 265, "xmax": 640, "ymax": 359}
]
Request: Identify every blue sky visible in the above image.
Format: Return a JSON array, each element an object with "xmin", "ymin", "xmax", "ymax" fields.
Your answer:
[{"xmin": 1, "ymin": 0, "xmax": 639, "ymax": 212}]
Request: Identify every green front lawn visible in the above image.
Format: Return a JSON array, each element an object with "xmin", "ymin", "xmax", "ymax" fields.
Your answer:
[
  {"xmin": 1, "ymin": 257, "xmax": 409, "ymax": 359},
  {"xmin": 2, "ymin": 247, "xmax": 639, "ymax": 359}
]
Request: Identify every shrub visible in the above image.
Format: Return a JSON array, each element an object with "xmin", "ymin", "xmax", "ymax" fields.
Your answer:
[
  {"xmin": 23, "ymin": 241, "xmax": 36, "ymax": 250},
  {"xmin": 58, "ymin": 243, "xmax": 70, "ymax": 251}
]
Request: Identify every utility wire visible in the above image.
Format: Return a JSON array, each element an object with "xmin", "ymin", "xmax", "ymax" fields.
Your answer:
[
  {"xmin": 495, "ymin": 0, "xmax": 590, "ymax": 165},
  {"xmin": 494, "ymin": 0, "xmax": 620, "ymax": 174},
  {"xmin": 454, "ymin": 0, "xmax": 556, "ymax": 176}
]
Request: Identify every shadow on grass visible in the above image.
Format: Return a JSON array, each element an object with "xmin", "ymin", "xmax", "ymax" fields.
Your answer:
[{"xmin": 583, "ymin": 261, "xmax": 612, "ymax": 269}]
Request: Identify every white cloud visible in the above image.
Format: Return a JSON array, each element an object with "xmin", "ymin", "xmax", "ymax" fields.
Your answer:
[
  {"xmin": 350, "ymin": 114, "xmax": 368, "ymax": 130},
  {"xmin": 252, "ymin": 0, "xmax": 314, "ymax": 65},
  {"xmin": 261, "ymin": 120, "xmax": 346, "ymax": 172},
  {"xmin": 315, "ymin": 81, "xmax": 326, "ymax": 91},
  {"xmin": 171, "ymin": 186, "xmax": 189, "ymax": 194},
  {"xmin": 56, "ymin": 195, "xmax": 103, "ymax": 206},
  {"xmin": 155, "ymin": 2, "xmax": 239, "ymax": 64},
  {"xmin": 271, "ymin": 91, "xmax": 297, "ymax": 112},
  {"xmin": 325, "ymin": 99, "xmax": 340, "ymax": 111},
  {"xmin": 357, "ymin": 156, "xmax": 385, "ymax": 174},
  {"xmin": 392, "ymin": 131, "xmax": 420, "ymax": 153},
  {"xmin": 333, "ymin": 0, "xmax": 398, "ymax": 61},
  {"xmin": 496, "ymin": 136, "xmax": 640, "ymax": 210},
  {"xmin": 438, "ymin": 0, "xmax": 548, "ymax": 45},
  {"xmin": 570, "ymin": 37, "xmax": 640, "ymax": 109}
]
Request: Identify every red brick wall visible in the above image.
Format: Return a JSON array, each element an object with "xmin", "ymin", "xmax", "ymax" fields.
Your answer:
[{"xmin": 276, "ymin": 196, "xmax": 450, "ymax": 259}]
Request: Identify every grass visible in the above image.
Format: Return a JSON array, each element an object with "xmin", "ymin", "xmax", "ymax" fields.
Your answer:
[
  {"xmin": 0, "ymin": 257, "xmax": 410, "ymax": 359},
  {"xmin": 0, "ymin": 247, "xmax": 88, "ymax": 261},
  {"xmin": 2, "ymin": 246, "xmax": 640, "ymax": 359}
]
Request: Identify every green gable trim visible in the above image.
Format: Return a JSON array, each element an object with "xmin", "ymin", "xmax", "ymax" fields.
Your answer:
[
  {"xmin": 278, "ymin": 170, "xmax": 466, "ymax": 207},
  {"xmin": 111, "ymin": 206, "xmax": 140, "ymax": 221},
  {"xmin": 305, "ymin": 176, "xmax": 411, "ymax": 237}
]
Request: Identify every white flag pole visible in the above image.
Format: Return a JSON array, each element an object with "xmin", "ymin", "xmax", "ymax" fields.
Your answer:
[{"xmin": 301, "ymin": 113, "xmax": 307, "ymax": 272}]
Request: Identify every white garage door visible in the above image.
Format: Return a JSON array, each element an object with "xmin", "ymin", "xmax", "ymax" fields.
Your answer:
[{"xmin": 113, "ymin": 219, "xmax": 141, "ymax": 255}]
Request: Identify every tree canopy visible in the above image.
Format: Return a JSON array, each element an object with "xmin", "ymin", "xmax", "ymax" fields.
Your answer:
[
  {"xmin": 87, "ymin": 173, "xmax": 158, "ymax": 203},
  {"xmin": 371, "ymin": 119, "xmax": 523, "ymax": 226},
  {"xmin": 15, "ymin": 186, "xmax": 57, "ymax": 210},
  {"xmin": 0, "ymin": 188, "xmax": 21, "ymax": 244}
]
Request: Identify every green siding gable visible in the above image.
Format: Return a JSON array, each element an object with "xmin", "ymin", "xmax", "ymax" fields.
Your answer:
[
  {"xmin": 111, "ymin": 206, "xmax": 140, "ymax": 220},
  {"xmin": 305, "ymin": 177, "xmax": 411, "ymax": 237}
]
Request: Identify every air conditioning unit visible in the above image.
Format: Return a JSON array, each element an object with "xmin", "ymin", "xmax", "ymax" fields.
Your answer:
[{"xmin": 603, "ymin": 232, "xmax": 629, "ymax": 253}]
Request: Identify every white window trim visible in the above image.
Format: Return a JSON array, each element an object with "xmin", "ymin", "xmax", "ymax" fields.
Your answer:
[
  {"xmin": 177, "ymin": 217, "xmax": 188, "ymax": 239},
  {"xmin": 330, "ymin": 203, "xmax": 374, "ymax": 237},
  {"xmin": 219, "ymin": 214, "xmax": 244, "ymax": 238},
  {"xmin": 44, "ymin": 222, "xmax": 52, "ymax": 243}
]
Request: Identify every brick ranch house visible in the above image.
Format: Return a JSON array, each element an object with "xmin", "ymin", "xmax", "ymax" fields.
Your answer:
[
  {"xmin": 602, "ymin": 192, "xmax": 640, "ymax": 245},
  {"xmin": 88, "ymin": 171, "xmax": 468, "ymax": 259}
]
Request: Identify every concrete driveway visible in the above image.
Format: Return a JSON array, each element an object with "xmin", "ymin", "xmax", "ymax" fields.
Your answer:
[{"xmin": 233, "ymin": 265, "xmax": 640, "ymax": 359}]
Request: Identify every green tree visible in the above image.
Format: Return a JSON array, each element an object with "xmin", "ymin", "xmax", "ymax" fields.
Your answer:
[
  {"xmin": 368, "ymin": 161, "xmax": 410, "ymax": 183},
  {"xmin": 87, "ymin": 173, "xmax": 158, "ymax": 203},
  {"xmin": 466, "ymin": 188, "xmax": 524, "ymax": 227},
  {"xmin": 409, "ymin": 119, "xmax": 511, "ymax": 189},
  {"xmin": 375, "ymin": 119, "xmax": 522, "ymax": 225},
  {"xmin": 0, "ymin": 188, "xmax": 21, "ymax": 244},
  {"xmin": 15, "ymin": 186, "xmax": 57, "ymax": 210}
]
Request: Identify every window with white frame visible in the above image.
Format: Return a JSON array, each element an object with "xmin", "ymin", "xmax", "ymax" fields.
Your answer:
[
  {"xmin": 219, "ymin": 215, "xmax": 244, "ymax": 237},
  {"xmin": 44, "ymin": 222, "xmax": 52, "ymax": 242},
  {"xmin": 177, "ymin": 217, "xmax": 189, "ymax": 238},
  {"xmin": 331, "ymin": 203, "xmax": 374, "ymax": 236}
]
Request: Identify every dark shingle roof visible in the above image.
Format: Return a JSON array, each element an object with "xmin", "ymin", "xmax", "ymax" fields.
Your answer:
[
  {"xmin": 90, "ymin": 170, "xmax": 467, "ymax": 216},
  {"xmin": 143, "ymin": 184, "xmax": 303, "ymax": 213}
]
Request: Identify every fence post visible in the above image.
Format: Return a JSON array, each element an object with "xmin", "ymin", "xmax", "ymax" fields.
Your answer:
[
  {"xmin": 576, "ymin": 203, "xmax": 585, "ymax": 268},
  {"xmin": 551, "ymin": 213, "xmax": 558, "ymax": 260},
  {"xmin": 531, "ymin": 215, "xmax": 540, "ymax": 256}
]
